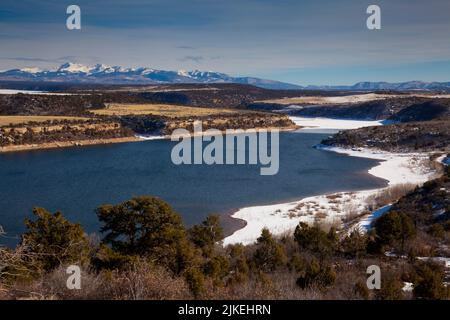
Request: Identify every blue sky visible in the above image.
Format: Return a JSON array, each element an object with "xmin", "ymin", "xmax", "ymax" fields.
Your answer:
[{"xmin": 1, "ymin": 0, "xmax": 450, "ymax": 85}]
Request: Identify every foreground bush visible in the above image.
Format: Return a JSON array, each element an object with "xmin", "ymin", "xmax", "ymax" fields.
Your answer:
[
  {"xmin": 413, "ymin": 261, "xmax": 449, "ymax": 300},
  {"xmin": 372, "ymin": 211, "xmax": 416, "ymax": 252},
  {"xmin": 294, "ymin": 222, "xmax": 337, "ymax": 258}
]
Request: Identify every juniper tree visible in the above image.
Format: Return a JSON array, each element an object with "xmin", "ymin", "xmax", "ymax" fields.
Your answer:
[
  {"xmin": 373, "ymin": 210, "xmax": 416, "ymax": 251},
  {"xmin": 252, "ymin": 228, "xmax": 286, "ymax": 272},
  {"xmin": 294, "ymin": 222, "xmax": 337, "ymax": 258},
  {"xmin": 22, "ymin": 207, "xmax": 90, "ymax": 272},
  {"xmin": 96, "ymin": 196, "xmax": 197, "ymax": 275},
  {"xmin": 189, "ymin": 214, "xmax": 224, "ymax": 251}
]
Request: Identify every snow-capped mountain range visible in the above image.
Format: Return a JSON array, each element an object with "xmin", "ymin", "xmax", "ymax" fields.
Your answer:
[
  {"xmin": 0, "ymin": 62, "xmax": 449, "ymax": 91},
  {"xmin": 0, "ymin": 62, "xmax": 301, "ymax": 90}
]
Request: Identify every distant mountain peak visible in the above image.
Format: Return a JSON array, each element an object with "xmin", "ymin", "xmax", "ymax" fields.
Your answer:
[
  {"xmin": 177, "ymin": 69, "xmax": 189, "ymax": 77},
  {"xmin": 19, "ymin": 67, "xmax": 41, "ymax": 74},
  {"xmin": 56, "ymin": 62, "xmax": 92, "ymax": 73}
]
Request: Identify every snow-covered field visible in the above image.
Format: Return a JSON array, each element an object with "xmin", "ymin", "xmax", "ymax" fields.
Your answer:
[
  {"xmin": 0, "ymin": 89, "xmax": 77, "ymax": 95},
  {"xmin": 291, "ymin": 116, "xmax": 385, "ymax": 131},
  {"xmin": 260, "ymin": 93, "xmax": 393, "ymax": 105},
  {"xmin": 223, "ymin": 118, "xmax": 438, "ymax": 246},
  {"xmin": 302, "ymin": 93, "xmax": 389, "ymax": 104},
  {"xmin": 0, "ymin": 89, "xmax": 47, "ymax": 94},
  {"xmin": 260, "ymin": 93, "xmax": 450, "ymax": 105}
]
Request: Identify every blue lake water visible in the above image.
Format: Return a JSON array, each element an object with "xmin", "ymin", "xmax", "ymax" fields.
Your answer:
[{"xmin": 0, "ymin": 131, "xmax": 386, "ymax": 246}]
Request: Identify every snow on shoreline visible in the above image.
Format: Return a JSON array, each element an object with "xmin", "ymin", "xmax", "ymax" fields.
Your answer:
[
  {"xmin": 135, "ymin": 134, "xmax": 166, "ymax": 140},
  {"xmin": 223, "ymin": 119, "xmax": 438, "ymax": 246},
  {"xmin": 317, "ymin": 145, "xmax": 435, "ymax": 186},
  {"xmin": 223, "ymin": 148, "xmax": 435, "ymax": 246}
]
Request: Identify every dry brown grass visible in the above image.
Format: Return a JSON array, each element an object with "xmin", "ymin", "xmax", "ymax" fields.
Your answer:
[
  {"xmin": 341, "ymin": 203, "xmax": 364, "ymax": 224},
  {"xmin": 90, "ymin": 103, "xmax": 242, "ymax": 118},
  {"xmin": 0, "ymin": 116, "xmax": 90, "ymax": 126},
  {"xmin": 315, "ymin": 212, "xmax": 328, "ymax": 220},
  {"xmin": 365, "ymin": 183, "xmax": 417, "ymax": 211},
  {"xmin": 326, "ymin": 194, "xmax": 342, "ymax": 200},
  {"xmin": 2, "ymin": 262, "xmax": 192, "ymax": 300}
]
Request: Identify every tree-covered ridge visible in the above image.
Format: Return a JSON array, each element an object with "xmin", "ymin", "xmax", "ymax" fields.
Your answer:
[{"xmin": 321, "ymin": 121, "xmax": 450, "ymax": 152}]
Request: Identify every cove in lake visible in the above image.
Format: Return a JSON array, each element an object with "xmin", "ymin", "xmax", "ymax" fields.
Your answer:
[{"xmin": 0, "ymin": 131, "xmax": 386, "ymax": 247}]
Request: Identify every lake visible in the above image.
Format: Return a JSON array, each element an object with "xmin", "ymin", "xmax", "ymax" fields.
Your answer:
[{"xmin": 0, "ymin": 131, "xmax": 386, "ymax": 246}]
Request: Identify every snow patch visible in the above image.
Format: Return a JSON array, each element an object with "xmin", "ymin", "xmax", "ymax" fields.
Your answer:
[
  {"xmin": 135, "ymin": 134, "xmax": 166, "ymax": 140},
  {"xmin": 291, "ymin": 116, "xmax": 384, "ymax": 131},
  {"xmin": 57, "ymin": 62, "xmax": 92, "ymax": 73},
  {"xmin": 350, "ymin": 204, "xmax": 392, "ymax": 234},
  {"xmin": 19, "ymin": 67, "xmax": 41, "ymax": 73},
  {"xmin": 402, "ymin": 282, "xmax": 414, "ymax": 292}
]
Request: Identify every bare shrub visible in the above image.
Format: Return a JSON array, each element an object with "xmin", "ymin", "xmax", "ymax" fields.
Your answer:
[
  {"xmin": 100, "ymin": 262, "xmax": 192, "ymax": 300},
  {"xmin": 0, "ymin": 242, "xmax": 41, "ymax": 280},
  {"xmin": 366, "ymin": 183, "xmax": 416, "ymax": 210},
  {"xmin": 316, "ymin": 212, "xmax": 328, "ymax": 220},
  {"xmin": 341, "ymin": 203, "xmax": 361, "ymax": 224},
  {"xmin": 2, "ymin": 261, "xmax": 191, "ymax": 300},
  {"xmin": 315, "ymin": 220, "xmax": 340, "ymax": 233},
  {"xmin": 326, "ymin": 194, "xmax": 342, "ymax": 200}
]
